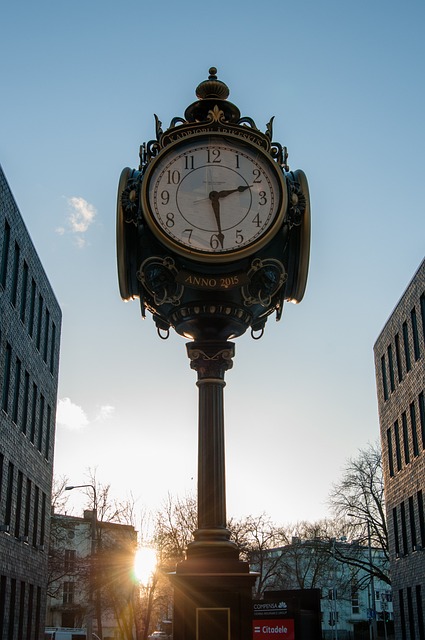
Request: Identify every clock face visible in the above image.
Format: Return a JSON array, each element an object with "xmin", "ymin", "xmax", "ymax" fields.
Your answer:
[{"xmin": 141, "ymin": 134, "xmax": 286, "ymax": 262}]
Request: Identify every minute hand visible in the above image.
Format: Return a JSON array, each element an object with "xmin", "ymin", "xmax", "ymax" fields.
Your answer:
[{"xmin": 216, "ymin": 185, "xmax": 252, "ymax": 199}]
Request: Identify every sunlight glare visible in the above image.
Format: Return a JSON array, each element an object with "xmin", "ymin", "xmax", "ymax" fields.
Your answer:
[{"xmin": 134, "ymin": 546, "xmax": 157, "ymax": 585}]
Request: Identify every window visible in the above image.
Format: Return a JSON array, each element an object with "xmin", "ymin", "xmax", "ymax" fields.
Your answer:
[
  {"xmin": 43, "ymin": 308, "xmax": 50, "ymax": 363},
  {"xmin": 37, "ymin": 394, "xmax": 45, "ymax": 452},
  {"xmin": 418, "ymin": 490, "xmax": 425, "ymax": 548},
  {"xmin": 416, "ymin": 584, "xmax": 425, "ymax": 640},
  {"xmin": 411, "ymin": 307, "xmax": 420, "ymax": 360},
  {"xmin": 401, "ymin": 501, "xmax": 408, "ymax": 555},
  {"xmin": 21, "ymin": 371, "xmax": 29, "ymax": 435},
  {"xmin": 403, "ymin": 321, "xmax": 411, "ymax": 372},
  {"xmin": 50, "ymin": 322, "xmax": 56, "ymax": 374},
  {"xmin": 0, "ymin": 219, "xmax": 11, "ymax": 288},
  {"xmin": 32, "ymin": 485, "xmax": 39, "ymax": 547},
  {"xmin": 393, "ymin": 507, "xmax": 400, "ymax": 556},
  {"xmin": 351, "ymin": 583, "xmax": 360, "ymax": 614},
  {"xmin": 29, "ymin": 279, "xmax": 36, "ymax": 338},
  {"xmin": 399, "ymin": 589, "xmax": 407, "ymax": 640},
  {"xmin": 20, "ymin": 260, "xmax": 28, "ymax": 323},
  {"xmin": 409, "ymin": 496, "xmax": 417, "ymax": 551},
  {"xmin": 421, "ymin": 293, "xmax": 425, "ymax": 342},
  {"xmin": 395, "ymin": 332, "xmax": 403, "ymax": 382},
  {"xmin": 36, "ymin": 294, "xmax": 43, "ymax": 351},
  {"xmin": 64, "ymin": 549, "xmax": 77, "ymax": 573},
  {"xmin": 394, "ymin": 420, "xmax": 402, "ymax": 471},
  {"xmin": 381, "ymin": 355, "xmax": 388, "ymax": 400},
  {"xmin": 12, "ymin": 356, "xmax": 21, "ymax": 424},
  {"xmin": 407, "ymin": 587, "xmax": 414, "ymax": 640},
  {"xmin": 387, "ymin": 427, "xmax": 394, "ymax": 476},
  {"xmin": 11, "ymin": 241, "xmax": 20, "ymax": 307},
  {"xmin": 18, "ymin": 581, "xmax": 25, "ymax": 639},
  {"xmin": 419, "ymin": 392, "xmax": 425, "ymax": 449},
  {"xmin": 410, "ymin": 402, "xmax": 419, "ymax": 457},
  {"xmin": 5, "ymin": 462, "xmax": 14, "ymax": 528},
  {"xmin": 387, "ymin": 344, "xmax": 395, "ymax": 392},
  {"xmin": 8, "ymin": 578, "xmax": 16, "ymax": 640},
  {"xmin": 15, "ymin": 471, "xmax": 23, "ymax": 539},
  {"xmin": 45, "ymin": 404, "xmax": 51, "ymax": 460},
  {"xmin": 40, "ymin": 492, "xmax": 46, "ymax": 547},
  {"xmin": 402, "ymin": 412, "xmax": 410, "ymax": 464},
  {"xmin": 24, "ymin": 479, "xmax": 31, "ymax": 538},
  {"xmin": 2, "ymin": 342, "xmax": 12, "ymax": 413},
  {"xmin": 63, "ymin": 582, "xmax": 75, "ymax": 604},
  {"xmin": 30, "ymin": 383, "xmax": 37, "ymax": 444}
]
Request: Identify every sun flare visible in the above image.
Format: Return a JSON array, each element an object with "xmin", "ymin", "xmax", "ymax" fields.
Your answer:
[{"xmin": 134, "ymin": 546, "xmax": 157, "ymax": 585}]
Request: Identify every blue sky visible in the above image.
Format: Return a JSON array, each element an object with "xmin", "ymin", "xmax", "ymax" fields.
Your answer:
[{"xmin": 1, "ymin": 0, "xmax": 424, "ymax": 525}]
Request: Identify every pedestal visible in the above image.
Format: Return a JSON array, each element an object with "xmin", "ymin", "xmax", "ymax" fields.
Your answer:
[{"xmin": 170, "ymin": 341, "xmax": 257, "ymax": 640}]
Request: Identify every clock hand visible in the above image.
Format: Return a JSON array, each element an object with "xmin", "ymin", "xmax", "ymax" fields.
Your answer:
[
  {"xmin": 216, "ymin": 185, "xmax": 252, "ymax": 199},
  {"xmin": 209, "ymin": 191, "xmax": 224, "ymax": 248}
]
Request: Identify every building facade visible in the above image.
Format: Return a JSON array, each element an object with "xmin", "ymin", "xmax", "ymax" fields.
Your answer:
[
  {"xmin": 0, "ymin": 165, "xmax": 62, "ymax": 639},
  {"xmin": 374, "ymin": 258, "xmax": 425, "ymax": 640},
  {"xmin": 252, "ymin": 538, "xmax": 393, "ymax": 639},
  {"xmin": 47, "ymin": 511, "xmax": 137, "ymax": 640}
]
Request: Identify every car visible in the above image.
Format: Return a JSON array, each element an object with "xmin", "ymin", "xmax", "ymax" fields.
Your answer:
[
  {"xmin": 148, "ymin": 632, "xmax": 169, "ymax": 640},
  {"xmin": 44, "ymin": 628, "xmax": 101, "ymax": 640}
]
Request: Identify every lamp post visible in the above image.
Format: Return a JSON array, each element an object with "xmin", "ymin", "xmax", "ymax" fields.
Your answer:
[
  {"xmin": 348, "ymin": 514, "xmax": 377, "ymax": 640},
  {"xmin": 65, "ymin": 484, "xmax": 97, "ymax": 640}
]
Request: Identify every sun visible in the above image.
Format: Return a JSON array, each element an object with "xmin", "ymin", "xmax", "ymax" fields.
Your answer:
[{"xmin": 134, "ymin": 546, "xmax": 157, "ymax": 585}]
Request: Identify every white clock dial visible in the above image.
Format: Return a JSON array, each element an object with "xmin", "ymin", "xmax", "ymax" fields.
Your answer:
[{"xmin": 142, "ymin": 135, "xmax": 286, "ymax": 262}]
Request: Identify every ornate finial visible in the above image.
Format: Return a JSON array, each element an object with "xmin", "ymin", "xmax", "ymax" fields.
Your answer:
[{"xmin": 195, "ymin": 66, "xmax": 230, "ymax": 101}]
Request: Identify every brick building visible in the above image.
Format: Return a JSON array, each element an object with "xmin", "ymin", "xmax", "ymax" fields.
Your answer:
[
  {"xmin": 374, "ymin": 258, "xmax": 425, "ymax": 639},
  {"xmin": 0, "ymin": 165, "xmax": 61, "ymax": 638}
]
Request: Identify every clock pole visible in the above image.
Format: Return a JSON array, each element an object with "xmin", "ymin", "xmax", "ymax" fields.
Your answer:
[{"xmin": 117, "ymin": 67, "xmax": 311, "ymax": 640}]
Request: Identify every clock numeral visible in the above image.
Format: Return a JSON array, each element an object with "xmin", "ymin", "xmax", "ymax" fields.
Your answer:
[
  {"xmin": 259, "ymin": 191, "xmax": 267, "ymax": 205},
  {"xmin": 235, "ymin": 154, "xmax": 240, "ymax": 169},
  {"xmin": 161, "ymin": 190, "xmax": 170, "ymax": 205},
  {"xmin": 252, "ymin": 213, "xmax": 262, "ymax": 228},
  {"xmin": 235, "ymin": 229, "xmax": 244, "ymax": 245},
  {"xmin": 167, "ymin": 170, "xmax": 180, "ymax": 185},
  {"xmin": 183, "ymin": 228, "xmax": 193, "ymax": 243},
  {"xmin": 166, "ymin": 212, "xmax": 175, "ymax": 227},
  {"xmin": 253, "ymin": 168, "xmax": 261, "ymax": 183},
  {"xmin": 210, "ymin": 233, "xmax": 224, "ymax": 249},
  {"xmin": 185, "ymin": 155, "xmax": 194, "ymax": 170},
  {"xmin": 207, "ymin": 149, "xmax": 221, "ymax": 164}
]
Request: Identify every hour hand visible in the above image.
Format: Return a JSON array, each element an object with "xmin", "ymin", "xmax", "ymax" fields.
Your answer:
[{"xmin": 217, "ymin": 185, "xmax": 252, "ymax": 199}]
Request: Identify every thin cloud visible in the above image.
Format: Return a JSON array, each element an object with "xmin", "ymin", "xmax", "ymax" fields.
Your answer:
[
  {"xmin": 56, "ymin": 196, "xmax": 97, "ymax": 247},
  {"xmin": 56, "ymin": 398, "xmax": 115, "ymax": 430}
]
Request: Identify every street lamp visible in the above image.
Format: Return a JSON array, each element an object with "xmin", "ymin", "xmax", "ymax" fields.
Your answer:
[
  {"xmin": 65, "ymin": 484, "xmax": 97, "ymax": 640},
  {"xmin": 348, "ymin": 514, "xmax": 377, "ymax": 640}
]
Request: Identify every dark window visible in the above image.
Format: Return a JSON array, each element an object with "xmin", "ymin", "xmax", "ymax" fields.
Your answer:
[
  {"xmin": 45, "ymin": 404, "xmax": 51, "ymax": 460},
  {"xmin": 421, "ymin": 293, "xmax": 425, "ymax": 342},
  {"xmin": 407, "ymin": 587, "xmax": 414, "ymax": 640},
  {"xmin": 2, "ymin": 342, "xmax": 12, "ymax": 413},
  {"xmin": 418, "ymin": 490, "xmax": 425, "ymax": 548},
  {"xmin": 395, "ymin": 332, "xmax": 403, "ymax": 382},
  {"xmin": 15, "ymin": 471, "xmax": 23, "ymax": 539},
  {"xmin": 12, "ymin": 356, "xmax": 21, "ymax": 424},
  {"xmin": 410, "ymin": 402, "xmax": 419, "ymax": 457},
  {"xmin": 20, "ymin": 260, "xmax": 28, "ymax": 323},
  {"xmin": 28, "ymin": 279, "xmax": 36, "ymax": 338},
  {"xmin": 11, "ymin": 241, "xmax": 20, "ymax": 307},
  {"xmin": 8, "ymin": 578, "xmax": 16, "ymax": 640},
  {"xmin": 419, "ymin": 391, "xmax": 425, "ymax": 449},
  {"xmin": 0, "ymin": 219, "xmax": 11, "ymax": 288},
  {"xmin": 399, "ymin": 589, "xmax": 407, "ymax": 640},
  {"xmin": 32, "ymin": 485, "xmax": 39, "ymax": 547},
  {"xmin": 50, "ymin": 322, "xmax": 56, "ymax": 374},
  {"xmin": 5, "ymin": 461, "xmax": 14, "ymax": 527},
  {"xmin": 351, "ymin": 583, "xmax": 359, "ymax": 614},
  {"xmin": 402, "ymin": 412, "xmax": 410, "ymax": 464},
  {"xmin": 36, "ymin": 294, "xmax": 43, "ymax": 351},
  {"xmin": 27, "ymin": 582, "xmax": 34, "ymax": 640},
  {"xmin": 64, "ymin": 549, "xmax": 77, "ymax": 572},
  {"xmin": 18, "ymin": 581, "xmax": 25, "ymax": 639},
  {"xmin": 0, "ymin": 453, "xmax": 3, "ymax": 503},
  {"xmin": 411, "ymin": 307, "xmax": 421, "ymax": 361},
  {"xmin": 37, "ymin": 394, "xmax": 44, "ymax": 452},
  {"xmin": 63, "ymin": 582, "xmax": 74, "ymax": 604},
  {"xmin": 403, "ymin": 321, "xmax": 411, "ymax": 372},
  {"xmin": 43, "ymin": 308, "xmax": 50, "ymax": 362},
  {"xmin": 30, "ymin": 383, "xmax": 37, "ymax": 444},
  {"xmin": 394, "ymin": 420, "xmax": 402, "ymax": 471},
  {"xmin": 409, "ymin": 496, "xmax": 417, "ymax": 551},
  {"xmin": 35, "ymin": 587, "xmax": 42, "ymax": 640},
  {"xmin": 40, "ymin": 492, "xmax": 46, "ymax": 547},
  {"xmin": 393, "ymin": 507, "xmax": 400, "ymax": 556},
  {"xmin": 387, "ymin": 344, "xmax": 395, "ymax": 392},
  {"xmin": 24, "ymin": 479, "xmax": 31, "ymax": 538},
  {"xmin": 0, "ymin": 576, "xmax": 6, "ymax": 633},
  {"xmin": 401, "ymin": 501, "xmax": 408, "ymax": 555},
  {"xmin": 381, "ymin": 355, "xmax": 388, "ymax": 400},
  {"xmin": 417, "ymin": 584, "xmax": 425, "ymax": 640},
  {"xmin": 387, "ymin": 427, "xmax": 394, "ymax": 476},
  {"xmin": 21, "ymin": 371, "xmax": 29, "ymax": 435}
]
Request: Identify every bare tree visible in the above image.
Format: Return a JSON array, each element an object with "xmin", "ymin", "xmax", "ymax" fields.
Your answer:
[{"xmin": 328, "ymin": 441, "xmax": 390, "ymax": 585}]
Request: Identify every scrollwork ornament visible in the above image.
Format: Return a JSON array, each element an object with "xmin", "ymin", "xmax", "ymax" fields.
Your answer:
[
  {"xmin": 137, "ymin": 256, "xmax": 184, "ymax": 306},
  {"xmin": 287, "ymin": 176, "xmax": 306, "ymax": 227},
  {"xmin": 242, "ymin": 258, "xmax": 287, "ymax": 308}
]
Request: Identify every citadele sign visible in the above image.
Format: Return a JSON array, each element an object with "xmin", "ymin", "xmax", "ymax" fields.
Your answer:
[{"xmin": 252, "ymin": 619, "xmax": 295, "ymax": 640}]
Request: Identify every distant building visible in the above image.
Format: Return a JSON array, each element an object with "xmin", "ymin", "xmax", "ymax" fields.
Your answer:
[
  {"xmin": 251, "ymin": 538, "xmax": 393, "ymax": 639},
  {"xmin": 374, "ymin": 258, "xmax": 425, "ymax": 639},
  {"xmin": 47, "ymin": 511, "xmax": 137, "ymax": 640},
  {"xmin": 0, "ymin": 165, "xmax": 62, "ymax": 638}
]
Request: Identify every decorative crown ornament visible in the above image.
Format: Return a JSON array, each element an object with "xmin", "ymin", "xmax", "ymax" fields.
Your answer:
[{"xmin": 117, "ymin": 68, "xmax": 310, "ymax": 341}]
